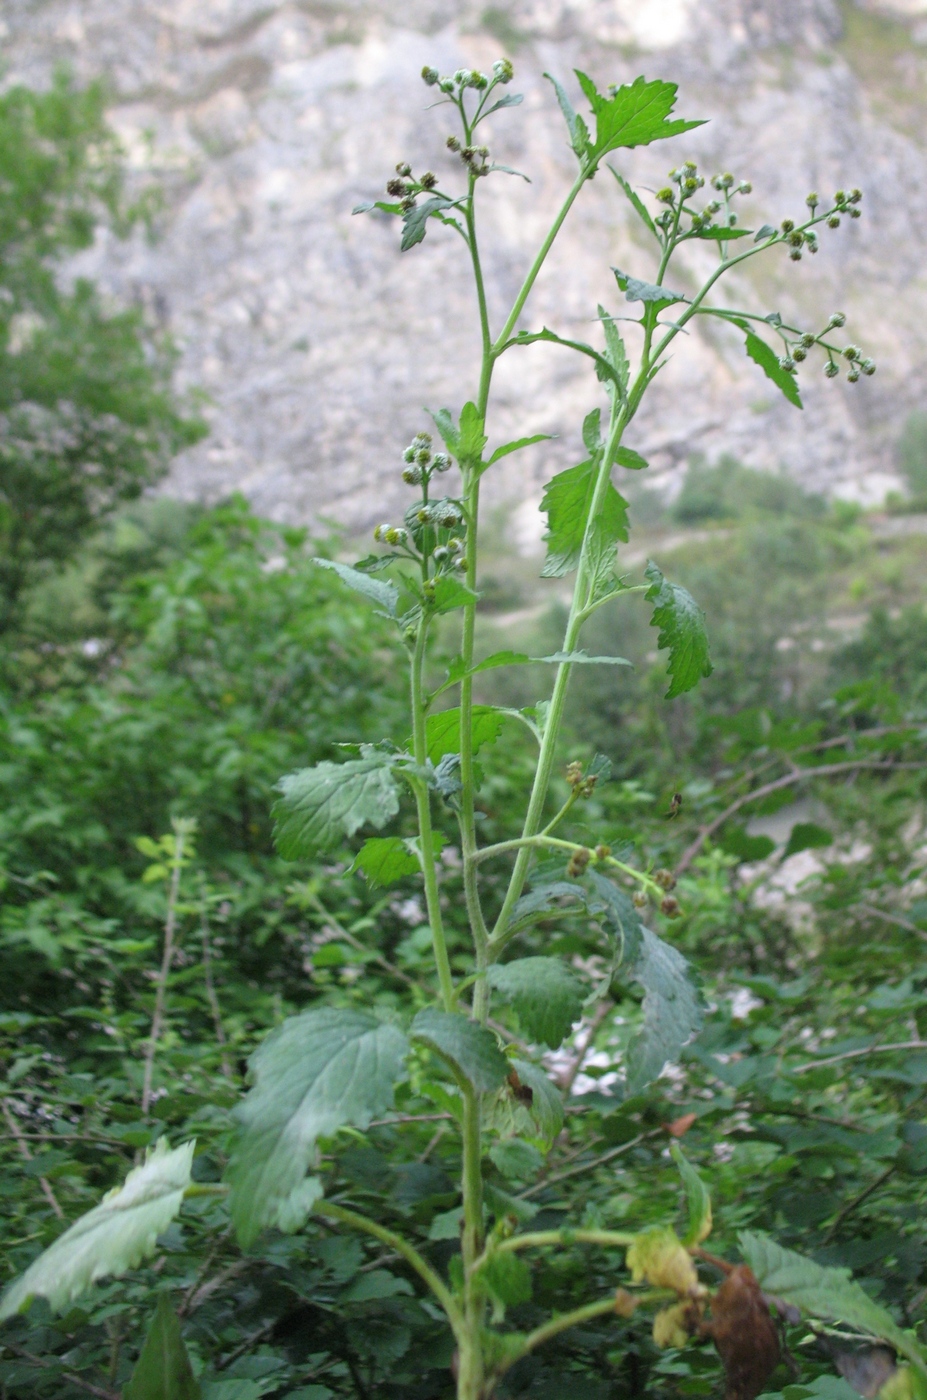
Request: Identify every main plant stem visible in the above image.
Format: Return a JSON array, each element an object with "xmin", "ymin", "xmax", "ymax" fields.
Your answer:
[
  {"xmin": 141, "ymin": 822, "xmax": 188, "ymax": 1115},
  {"xmin": 411, "ymin": 620, "xmax": 455, "ymax": 1012}
]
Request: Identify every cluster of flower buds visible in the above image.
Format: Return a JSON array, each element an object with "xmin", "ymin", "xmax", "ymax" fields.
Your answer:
[
  {"xmin": 446, "ymin": 135, "xmax": 491, "ymax": 177},
  {"xmin": 400, "ymin": 431, "xmax": 451, "ymax": 485},
  {"xmin": 567, "ymin": 846, "xmax": 591, "ymax": 878},
  {"xmin": 373, "ymin": 522, "xmax": 409, "ymax": 547},
  {"xmin": 654, "ymin": 162, "xmax": 754, "ymax": 234},
  {"xmin": 385, "ymin": 162, "xmax": 438, "ymax": 212},
  {"xmin": 404, "ymin": 496, "xmax": 468, "ymax": 571},
  {"xmin": 779, "ymin": 216, "xmax": 818, "ymax": 262},
  {"xmin": 778, "ymin": 188, "xmax": 861, "ymax": 262},
  {"xmin": 422, "ymin": 59, "xmax": 513, "ymax": 92},
  {"xmin": 776, "ymin": 310, "xmax": 875, "ymax": 384},
  {"xmin": 565, "ymin": 761, "xmax": 600, "ymax": 798}
]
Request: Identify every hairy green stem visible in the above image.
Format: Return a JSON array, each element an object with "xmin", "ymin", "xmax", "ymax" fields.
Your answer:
[
  {"xmin": 410, "ymin": 620, "xmax": 455, "ymax": 1011},
  {"xmin": 488, "ymin": 1226, "xmax": 636, "ymax": 1259}
]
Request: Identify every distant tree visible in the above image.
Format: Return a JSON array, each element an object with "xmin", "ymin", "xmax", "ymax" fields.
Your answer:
[{"xmin": 0, "ymin": 71, "xmax": 204, "ymax": 630}]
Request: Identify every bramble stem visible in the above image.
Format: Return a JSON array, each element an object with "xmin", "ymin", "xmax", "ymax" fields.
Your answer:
[{"xmin": 410, "ymin": 619, "xmax": 455, "ymax": 1011}]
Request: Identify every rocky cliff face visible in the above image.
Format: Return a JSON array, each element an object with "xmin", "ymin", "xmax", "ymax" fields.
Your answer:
[{"xmin": 3, "ymin": 0, "xmax": 926, "ymax": 533}]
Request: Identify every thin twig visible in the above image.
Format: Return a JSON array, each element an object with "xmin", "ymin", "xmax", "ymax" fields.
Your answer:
[
  {"xmin": 141, "ymin": 821, "xmax": 190, "ymax": 1115},
  {"xmin": 675, "ymin": 760, "xmax": 921, "ymax": 876},
  {"xmin": 2, "ymin": 1098, "xmax": 63, "ymax": 1218},
  {"xmin": 200, "ymin": 899, "xmax": 233, "ymax": 1079},
  {"xmin": 0, "ymin": 1342, "xmax": 117, "ymax": 1399},
  {"xmin": 857, "ymin": 903, "xmax": 927, "ymax": 943},
  {"xmin": 215, "ymin": 1320, "xmax": 277, "ymax": 1372},
  {"xmin": 518, "ymin": 1129, "xmax": 660, "ymax": 1198},
  {"xmin": 557, "ymin": 1001, "xmax": 612, "ymax": 1097},
  {"xmin": 792, "ymin": 1040, "xmax": 927, "ymax": 1074},
  {"xmin": 307, "ymin": 892, "xmax": 418, "ymax": 989},
  {"xmin": 822, "ymin": 1165, "xmax": 895, "ymax": 1245}
]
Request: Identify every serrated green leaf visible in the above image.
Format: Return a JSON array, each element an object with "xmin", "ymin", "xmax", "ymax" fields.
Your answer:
[
  {"xmin": 424, "ymin": 705, "xmax": 507, "ymax": 763},
  {"xmin": 670, "ymin": 1143, "xmax": 712, "ymax": 1245},
  {"xmin": 739, "ymin": 1232, "xmax": 927, "ymax": 1375},
  {"xmin": 644, "ymin": 560, "xmax": 713, "ymax": 698},
  {"xmin": 481, "ymin": 1251, "xmax": 532, "ymax": 1311},
  {"xmin": 598, "ymin": 303, "xmax": 629, "ymax": 396},
  {"xmin": 745, "ymin": 330, "xmax": 803, "ymax": 409},
  {"xmin": 616, "ymin": 446, "xmax": 648, "ymax": 471},
  {"xmin": 541, "ymin": 457, "xmax": 629, "ymax": 578},
  {"xmin": 411, "ymin": 1008, "xmax": 508, "ymax": 1093},
  {"xmin": 575, "ymin": 71, "xmax": 705, "ymax": 159},
  {"xmin": 458, "ymin": 401, "xmax": 488, "ymax": 463},
  {"xmin": 226, "ymin": 1008, "xmax": 408, "ymax": 1249},
  {"xmin": 582, "ymin": 407, "xmax": 602, "ymax": 453},
  {"xmin": 431, "ymin": 576, "xmax": 480, "ymax": 614},
  {"xmin": 486, "ymin": 433, "xmax": 552, "ymax": 467},
  {"xmin": 352, "ymin": 200, "xmax": 402, "ymax": 217},
  {"xmin": 313, "ymin": 559, "xmax": 399, "ymax": 617},
  {"xmin": 0, "ymin": 1139, "xmax": 194, "ymax": 1319},
  {"xmin": 442, "ymin": 650, "xmax": 533, "ymax": 689},
  {"xmin": 585, "ymin": 869, "xmax": 643, "ymax": 964},
  {"xmin": 124, "ymin": 1294, "xmax": 201, "ymax": 1400},
  {"xmin": 273, "ymin": 755, "xmax": 400, "ymax": 860},
  {"xmin": 512, "ymin": 881, "xmax": 583, "ymax": 926},
  {"xmin": 607, "ymin": 165, "xmax": 657, "ymax": 235},
  {"xmin": 488, "ymin": 957, "xmax": 585, "ymax": 1049},
  {"xmin": 400, "ymin": 195, "xmax": 453, "ymax": 251},
  {"xmin": 349, "ymin": 836, "xmax": 420, "ymax": 886},
  {"xmin": 509, "ymin": 326, "xmax": 618, "ymax": 387},
  {"xmin": 688, "ymin": 225, "xmax": 752, "ymax": 241},
  {"xmin": 428, "ymin": 407, "xmax": 459, "ymax": 454},
  {"xmin": 544, "ymin": 72, "xmax": 590, "ymax": 158},
  {"xmin": 510, "ymin": 1059, "xmax": 564, "ymax": 1145},
  {"xmin": 626, "ymin": 927, "xmax": 703, "ymax": 1094}
]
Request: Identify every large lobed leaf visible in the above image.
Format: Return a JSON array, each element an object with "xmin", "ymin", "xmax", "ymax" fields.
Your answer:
[
  {"xmin": 644, "ymin": 560, "xmax": 713, "ymax": 698},
  {"xmin": 226, "ymin": 1008, "xmax": 408, "ymax": 1248},
  {"xmin": 739, "ymin": 1232, "xmax": 927, "ymax": 1374},
  {"xmin": 273, "ymin": 751, "xmax": 400, "ymax": 860},
  {"xmin": 626, "ymin": 926, "xmax": 703, "ymax": 1094},
  {"xmin": 0, "ymin": 1139, "xmax": 194, "ymax": 1319},
  {"xmin": 575, "ymin": 72, "xmax": 704, "ymax": 161},
  {"xmin": 541, "ymin": 445, "xmax": 629, "ymax": 579},
  {"xmin": 124, "ymin": 1294, "xmax": 201, "ymax": 1400},
  {"xmin": 488, "ymin": 956, "xmax": 584, "ymax": 1049},
  {"xmin": 411, "ymin": 1008, "xmax": 509, "ymax": 1093}
]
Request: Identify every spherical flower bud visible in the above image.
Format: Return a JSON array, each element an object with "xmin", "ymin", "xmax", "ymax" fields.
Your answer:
[
  {"xmin": 493, "ymin": 58, "xmax": 514, "ymax": 83},
  {"xmin": 446, "ymin": 135, "xmax": 461, "ymax": 151},
  {"xmin": 806, "ymin": 191, "xmax": 818, "ymax": 207},
  {"xmin": 834, "ymin": 189, "xmax": 846, "ymax": 204},
  {"xmin": 792, "ymin": 346, "xmax": 807, "ymax": 362},
  {"xmin": 654, "ymin": 868, "xmax": 677, "ymax": 891},
  {"xmin": 384, "ymin": 527, "xmax": 407, "ymax": 546},
  {"xmin": 825, "ymin": 360, "xmax": 839, "ymax": 379},
  {"xmin": 738, "ymin": 180, "xmax": 752, "ymax": 194},
  {"xmin": 683, "ymin": 176, "xmax": 698, "ymax": 192},
  {"xmin": 403, "ymin": 446, "xmax": 416, "ymax": 463},
  {"xmin": 849, "ymin": 207, "xmax": 861, "ymax": 218},
  {"xmin": 453, "ymin": 555, "xmax": 468, "ymax": 571},
  {"xmin": 788, "ymin": 230, "xmax": 803, "ymax": 247},
  {"xmin": 433, "ymin": 452, "xmax": 451, "ymax": 472},
  {"xmin": 779, "ymin": 355, "xmax": 796, "ymax": 372},
  {"xmin": 669, "ymin": 168, "xmax": 682, "ymax": 184},
  {"xmin": 632, "ymin": 890, "xmax": 648, "ymax": 909},
  {"xmin": 706, "ymin": 199, "xmax": 721, "ymax": 214},
  {"xmin": 454, "ymin": 68, "xmax": 471, "ymax": 86},
  {"xmin": 396, "ymin": 162, "xmax": 412, "ymax": 176},
  {"xmin": 711, "ymin": 174, "xmax": 723, "ymax": 190},
  {"xmin": 800, "ymin": 332, "xmax": 816, "ymax": 348},
  {"xmin": 373, "ymin": 522, "xmax": 391, "ymax": 541},
  {"xmin": 789, "ymin": 249, "xmax": 802, "ymax": 261},
  {"xmin": 447, "ymin": 537, "xmax": 463, "ymax": 554},
  {"xmin": 683, "ymin": 160, "xmax": 697, "ymax": 175},
  {"xmin": 472, "ymin": 72, "xmax": 489, "ymax": 90},
  {"xmin": 414, "ymin": 431, "xmax": 432, "ymax": 446},
  {"xmin": 828, "ymin": 312, "xmax": 846, "ymax": 328},
  {"xmin": 657, "ymin": 187, "xmax": 675, "ymax": 204},
  {"xmin": 400, "ymin": 195, "xmax": 416, "ymax": 212},
  {"xmin": 721, "ymin": 171, "xmax": 734, "ymax": 187},
  {"xmin": 843, "ymin": 345, "xmax": 860, "ymax": 361},
  {"xmin": 567, "ymin": 846, "xmax": 591, "ymax": 878},
  {"xmin": 696, "ymin": 175, "xmax": 705, "ymax": 187},
  {"xmin": 849, "ymin": 188, "xmax": 862, "ymax": 203},
  {"xmin": 416, "ymin": 506, "xmax": 433, "ymax": 524},
  {"xmin": 661, "ymin": 895, "xmax": 681, "ymax": 918},
  {"xmin": 827, "ymin": 215, "xmax": 841, "ymax": 229},
  {"xmin": 461, "ymin": 146, "xmax": 476, "ymax": 163},
  {"xmin": 421, "ymin": 66, "xmax": 440, "ymax": 86},
  {"xmin": 420, "ymin": 171, "xmax": 437, "ymax": 190},
  {"xmin": 847, "ymin": 367, "xmax": 860, "ymax": 383},
  {"xmin": 781, "ymin": 218, "xmax": 795, "ymax": 233},
  {"xmin": 595, "ymin": 844, "xmax": 612, "ymax": 860},
  {"xmin": 402, "ymin": 465, "xmax": 423, "ymax": 485},
  {"xmin": 386, "ymin": 177, "xmax": 406, "ymax": 196},
  {"xmin": 861, "ymin": 359, "xmax": 876, "ymax": 376},
  {"xmin": 432, "ymin": 545, "xmax": 450, "ymax": 563},
  {"xmin": 415, "ymin": 447, "xmax": 431, "ymax": 466},
  {"xmin": 808, "ymin": 240, "xmax": 819, "ymax": 253},
  {"xmin": 439, "ymin": 77, "xmax": 455, "ymax": 94}
]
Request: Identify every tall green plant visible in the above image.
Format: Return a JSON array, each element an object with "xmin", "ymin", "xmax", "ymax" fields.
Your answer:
[{"xmin": 3, "ymin": 62, "xmax": 905, "ymax": 1400}]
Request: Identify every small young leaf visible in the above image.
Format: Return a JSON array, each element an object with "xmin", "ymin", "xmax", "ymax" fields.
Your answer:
[
  {"xmin": 352, "ymin": 200, "xmax": 402, "ymax": 217},
  {"xmin": 510, "ymin": 1058, "xmax": 565, "ymax": 1144},
  {"xmin": 481, "ymin": 1251, "xmax": 532, "ymax": 1309},
  {"xmin": 511, "ymin": 881, "xmax": 584, "ymax": 926},
  {"xmin": 428, "ymin": 406, "xmax": 459, "ymax": 454},
  {"xmin": 616, "ymin": 446, "xmax": 648, "ymax": 471},
  {"xmin": 488, "ymin": 957, "xmax": 585, "ymax": 1049},
  {"xmin": 124, "ymin": 1295, "xmax": 201, "ymax": 1400},
  {"xmin": 543, "ymin": 72, "xmax": 590, "ymax": 159},
  {"xmin": 598, "ymin": 303, "xmax": 629, "ymax": 396},
  {"xmin": 480, "ymin": 92, "xmax": 524, "ymax": 118},
  {"xmin": 411, "ymin": 1008, "xmax": 509, "ymax": 1093},
  {"xmin": 670, "ymin": 1143, "xmax": 713, "ymax": 1245},
  {"xmin": 424, "ymin": 704, "xmax": 507, "ymax": 763},
  {"xmin": 226, "ymin": 1008, "xmax": 408, "ymax": 1248},
  {"xmin": 574, "ymin": 72, "xmax": 705, "ymax": 160},
  {"xmin": 582, "ymin": 407, "xmax": 602, "ymax": 454},
  {"xmin": 754, "ymin": 223, "xmax": 777, "ymax": 241},
  {"xmin": 739, "ymin": 1232, "xmax": 927, "ymax": 1373},
  {"xmin": 0, "ymin": 1139, "xmax": 194, "ymax": 1319},
  {"xmin": 614, "ymin": 268, "xmax": 685, "ymax": 306},
  {"xmin": 313, "ymin": 559, "xmax": 399, "ymax": 617},
  {"xmin": 644, "ymin": 560, "xmax": 713, "ymax": 698},
  {"xmin": 443, "ymin": 650, "xmax": 533, "ymax": 688},
  {"xmin": 607, "ymin": 165, "xmax": 657, "ymax": 235},
  {"xmin": 745, "ymin": 330, "xmax": 803, "ymax": 409},
  {"xmin": 349, "ymin": 836, "xmax": 420, "ymax": 886},
  {"xmin": 400, "ymin": 195, "xmax": 453, "ymax": 252},
  {"xmin": 486, "ymin": 433, "xmax": 552, "ymax": 467},
  {"xmin": 541, "ymin": 457, "xmax": 629, "ymax": 578},
  {"xmin": 626, "ymin": 926, "xmax": 703, "ymax": 1093},
  {"xmin": 273, "ymin": 754, "xmax": 400, "ymax": 860},
  {"xmin": 688, "ymin": 225, "xmax": 752, "ymax": 242},
  {"xmin": 457, "ymin": 401, "xmax": 488, "ymax": 463},
  {"xmin": 431, "ymin": 576, "xmax": 480, "ymax": 614}
]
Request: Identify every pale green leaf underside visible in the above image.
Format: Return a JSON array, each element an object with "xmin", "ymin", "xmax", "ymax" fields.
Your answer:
[
  {"xmin": 313, "ymin": 558, "xmax": 398, "ymax": 617},
  {"xmin": 627, "ymin": 927, "xmax": 703, "ymax": 1094},
  {"xmin": 644, "ymin": 560, "xmax": 713, "ymax": 698},
  {"xmin": 670, "ymin": 1143, "xmax": 712, "ymax": 1246},
  {"xmin": 0, "ymin": 1139, "xmax": 194, "ymax": 1319},
  {"xmin": 411, "ymin": 1008, "xmax": 509, "ymax": 1093},
  {"xmin": 226, "ymin": 1007, "xmax": 408, "ymax": 1248},
  {"xmin": 273, "ymin": 754, "xmax": 400, "ymax": 860},
  {"xmin": 488, "ymin": 956, "xmax": 584, "ymax": 1049},
  {"xmin": 124, "ymin": 1294, "xmax": 202, "ymax": 1400},
  {"xmin": 739, "ymin": 1231, "xmax": 927, "ymax": 1372}
]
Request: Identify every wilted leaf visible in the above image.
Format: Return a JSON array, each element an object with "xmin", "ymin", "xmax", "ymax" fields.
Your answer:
[
  {"xmin": 627, "ymin": 1227, "xmax": 698, "ymax": 1293},
  {"xmin": 705, "ymin": 1265, "xmax": 780, "ymax": 1400}
]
